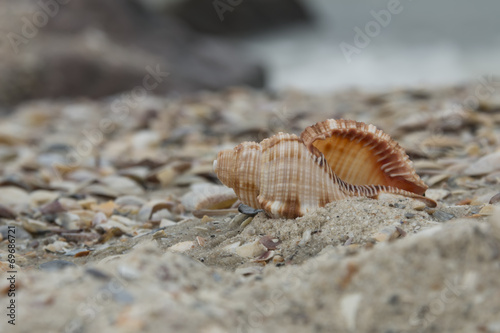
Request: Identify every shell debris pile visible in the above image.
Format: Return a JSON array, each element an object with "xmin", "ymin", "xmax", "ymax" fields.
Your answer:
[{"xmin": 0, "ymin": 86, "xmax": 498, "ymax": 265}]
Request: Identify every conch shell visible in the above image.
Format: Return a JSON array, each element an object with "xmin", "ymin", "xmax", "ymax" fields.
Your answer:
[{"xmin": 214, "ymin": 119, "xmax": 436, "ymax": 218}]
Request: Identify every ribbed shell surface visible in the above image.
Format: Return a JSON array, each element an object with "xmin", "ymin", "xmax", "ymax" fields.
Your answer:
[
  {"xmin": 258, "ymin": 133, "xmax": 347, "ymax": 218},
  {"xmin": 215, "ymin": 141, "xmax": 261, "ymax": 209}
]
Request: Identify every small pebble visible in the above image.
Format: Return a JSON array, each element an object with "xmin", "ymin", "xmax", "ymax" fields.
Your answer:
[
  {"xmin": 0, "ymin": 225, "xmax": 32, "ymax": 240},
  {"xmin": 103, "ymin": 282, "xmax": 135, "ymax": 304},
  {"xmin": 411, "ymin": 201, "xmax": 427, "ymax": 211},
  {"xmin": 39, "ymin": 260, "xmax": 77, "ymax": 271},
  {"xmin": 117, "ymin": 265, "xmax": 141, "ymax": 280},
  {"xmin": 372, "ymin": 226, "xmax": 401, "ymax": 242},
  {"xmin": 238, "ymin": 204, "xmax": 264, "ymax": 216},
  {"xmin": 432, "ymin": 210, "xmax": 455, "ymax": 222},
  {"xmin": 85, "ymin": 267, "xmax": 111, "ymax": 280},
  {"xmin": 404, "ymin": 212, "xmax": 415, "ymax": 219}
]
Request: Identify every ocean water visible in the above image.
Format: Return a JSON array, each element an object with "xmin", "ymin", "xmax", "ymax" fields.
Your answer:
[{"xmin": 235, "ymin": 0, "xmax": 500, "ymax": 92}]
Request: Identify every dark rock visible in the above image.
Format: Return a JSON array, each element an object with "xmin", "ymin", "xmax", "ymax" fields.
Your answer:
[
  {"xmin": 432, "ymin": 210, "xmax": 456, "ymax": 222},
  {"xmin": 0, "ymin": 0, "xmax": 265, "ymax": 106},
  {"xmin": 169, "ymin": 0, "xmax": 311, "ymax": 35},
  {"xmin": 238, "ymin": 203, "xmax": 264, "ymax": 216}
]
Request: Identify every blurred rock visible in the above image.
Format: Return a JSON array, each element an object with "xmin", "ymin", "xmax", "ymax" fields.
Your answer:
[
  {"xmin": 0, "ymin": 0, "xmax": 265, "ymax": 106},
  {"xmin": 168, "ymin": 0, "xmax": 311, "ymax": 35}
]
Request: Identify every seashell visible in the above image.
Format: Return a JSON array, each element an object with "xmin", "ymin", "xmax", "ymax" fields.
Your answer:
[
  {"xmin": 240, "ymin": 216, "xmax": 254, "ymax": 228},
  {"xmin": 82, "ymin": 184, "xmax": 120, "ymax": 198},
  {"xmin": 298, "ymin": 229, "xmax": 312, "ymax": 246},
  {"xmin": 21, "ymin": 218, "xmax": 53, "ymax": 233},
  {"xmin": 235, "ymin": 239, "xmax": 267, "ymax": 258},
  {"xmin": 463, "ymin": 151, "xmax": 500, "ymax": 176},
  {"xmin": 150, "ymin": 209, "xmax": 174, "ymax": 222},
  {"xmin": 92, "ymin": 211, "xmax": 108, "ymax": 226},
  {"xmin": 115, "ymin": 195, "xmax": 147, "ymax": 207},
  {"xmin": 99, "ymin": 175, "xmax": 145, "ymax": 196},
  {"xmin": 90, "ymin": 201, "xmax": 117, "ymax": 217},
  {"xmin": 39, "ymin": 200, "xmax": 66, "ymax": 215},
  {"xmin": 147, "ymin": 161, "xmax": 192, "ymax": 186},
  {"xmin": 159, "ymin": 218, "xmax": 176, "ymax": 227},
  {"xmin": 0, "ymin": 204, "xmax": 16, "ymax": 219},
  {"xmin": 251, "ymin": 250, "xmax": 275, "ymax": 263},
  {"xmin": 95, "ymin": 216, "xmax": 135, "ymax": 234},
  {"xmin": 272, "ymin": 255, "xmax": 284, "ymax": 264},
  {"xmin": 372, "ymin": 226, "xmax": 404, "ymax": 242},
  {"xmin": 181, "ymin": 183, "xmax": 237, "ymax": 211},
  {"xmin": 470, "ymin": 192, "xmax": 499, "ymax": 205},
  {"xmin": 0, "ymin": 186, "xmax": 30, "ymax": 212},
  {"xmin": 168, "ymin": 241, "xmax": 195, "ymax": 253},
  {"xmin": 259, "ymin": 235, "xmax": 281, "ymax": 250},
  {"xmin": 425, "ymin": 189, "xmax": 450, "ymax": 201},
  {"xmin": 426, "ymin": 174, "xmax": 449, "ymax": 187},
  {"xmin": 55, "ymin": 212, "xmax": 81, "ymax": 230},
  {"xmin": 489, "ymin": 193, "xmax": 500, "ymax": 205},
  {"xmin": 214, "ymin": 119, "xmax": 436, "ymax": 218},
  {"xmin": 44, "ymin": 240, "xmax": 70, "ymax": 253},
  {"xmin": 196, "ymin": 236, "xmax": 206, "ymax": 247},
  {"xmin": 478, "ymin": 204, "xmax": 499, "ymax": 216},
  {"xmin": 137, "ymin": 200, "xmax": 175, "ymax": 222},
  {"xmin": 222, "ymin": 241, "xmax": 241, "ymax": 252},
  {"xmin": 30, "ymin": 190, "xmax": 60, "ymax": 206}
]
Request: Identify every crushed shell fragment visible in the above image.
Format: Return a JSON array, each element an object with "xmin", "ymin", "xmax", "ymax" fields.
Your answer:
[
  {"xmin": 168, "ymin": 241, "xmax": 195, "ymax": 253},
  {"xmin": 214, "ymin": 119, "xmax": 436, "ymax": 218}
]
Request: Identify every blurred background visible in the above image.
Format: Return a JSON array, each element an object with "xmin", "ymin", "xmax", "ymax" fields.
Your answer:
[{"xmin": 0, "ymin": 0, "xmax": 499, "ymax": 106}]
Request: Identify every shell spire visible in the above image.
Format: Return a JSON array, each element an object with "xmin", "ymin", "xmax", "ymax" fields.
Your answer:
[{"xmin": 214, "ymin": 119, "xmax": 436, "ymax": 219}]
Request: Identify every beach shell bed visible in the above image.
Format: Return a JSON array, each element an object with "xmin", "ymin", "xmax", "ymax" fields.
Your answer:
[{"xmin": 0, "ymin": 86, "xmax": 499, "ymax": 332}]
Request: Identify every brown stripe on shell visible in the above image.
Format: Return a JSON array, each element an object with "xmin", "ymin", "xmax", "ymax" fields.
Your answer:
[
  {"xmin": 215, "ymin": 141, "xmax": 261, "ymax": 209},
  {"xmin": 300, "ymin": 119, "xmax": 428, "ymax": 195}
]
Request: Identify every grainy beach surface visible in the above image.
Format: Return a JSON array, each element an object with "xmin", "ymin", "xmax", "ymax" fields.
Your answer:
[{"xmin": 1, "ymin": 85, "xmax": 500, "ymax": 332}]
